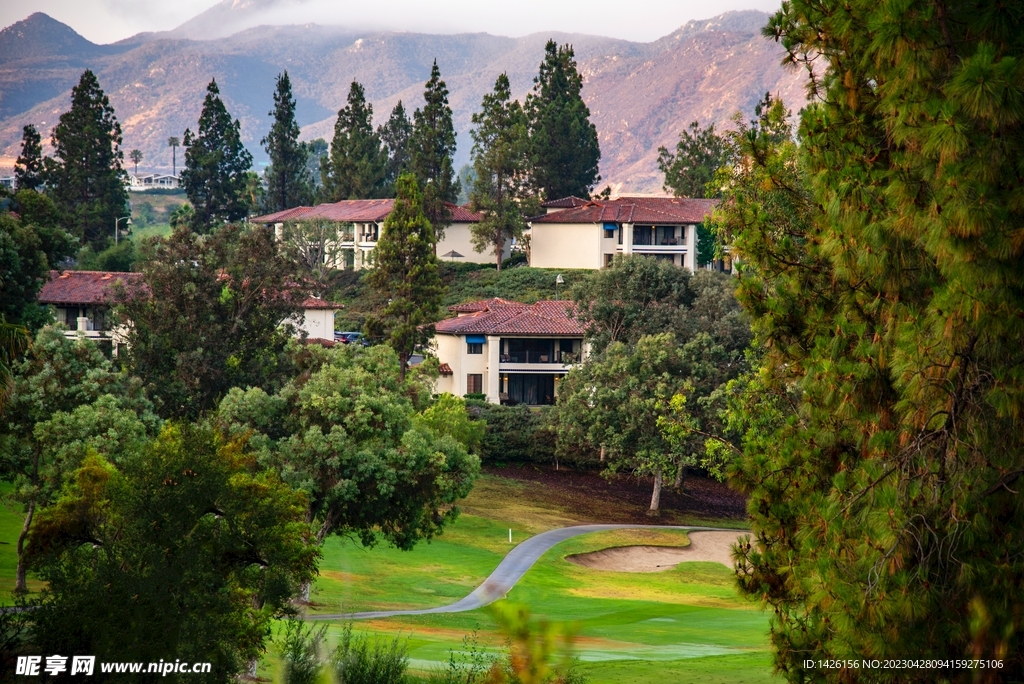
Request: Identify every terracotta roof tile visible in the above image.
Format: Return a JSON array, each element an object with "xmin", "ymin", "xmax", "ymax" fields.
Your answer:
[
  {"xmin": 540, "ymin": 196, "xmax": 590, "ymax": 209},
  {"xmin": 531, "ymin": 196, "xmax": 717, "ymax": 225},
  {"xmin": 436, "ymin": 298, "xmax": 584, "ymax": 336},
  {"xmin": 302, "ymin": 297, "xmax": 343, "ymax": 310},
  {"xmin": 38, "ymin": 270, "xmax": 143, "ymax": 306},
  {"xmin": 253, "ymin": 200, "xmax": 482, "ymax": 224},
  {"xmin": 438, "ymin": 363, "xmax": 453, "ymax": 375}
]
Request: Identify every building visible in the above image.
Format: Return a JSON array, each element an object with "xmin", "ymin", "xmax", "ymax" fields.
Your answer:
[
  {"xmin": 527, "ymin": 195, "xmax": 717, "ymax": 270},
  {"xmin": 37, "ymin": 270, "xmax": 340, "ymax": 348},
  {"xmin": 433, "ymin": 298, "xmax": 587, "ymax": 405},
  {"xmin": 127, "ymin": 173, "xmax": 180, "ymax": 190},
  {"xmin": 252, "ymin": 199, "xmax": 507, "ymax": 269}
]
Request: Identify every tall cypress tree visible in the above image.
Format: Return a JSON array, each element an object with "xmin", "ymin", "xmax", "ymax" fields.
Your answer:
[
  {"xmin": 364, "ymin": 173, "xmax": 444, "ymax": 381},
  {"xmin": 469, "ymin": 73, "xmax": 535, "ymax": 270},
  {"xmin": 715, "ymin": 1, "xmax": 1024, "ymax": 677},
  {"xmin": 43, "ymin": 70, "xmax": 129, "ymax": 248},
  {"xmin": 379, "ymin": 100, "xmax": 413, "ymax": 197},
  {"xmin": 261, "ymin": 71, "xmax": 310, "ymax": 212},
  {"xmin": 14, "ymin": 125, "xmax": 44, "ymax": 192},
  {"xmin": 408, "ymin": 60, "xmax": 459, "ymax": 240},
  {"xmin": 527, "ymin": 41, "xmax": 601, "ymax": 201},
  {"xmin": 180, "ymin": 79, "xmax": 253, "ymax": 232},
  {"xmin": 321, "ymin": 81, "xmax": 388, "ymax": 202}
]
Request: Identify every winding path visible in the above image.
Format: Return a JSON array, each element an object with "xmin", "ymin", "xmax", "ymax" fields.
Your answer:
[{"xmin": 315, "ymin": 524, "xmax": 744, "ymax": 621}]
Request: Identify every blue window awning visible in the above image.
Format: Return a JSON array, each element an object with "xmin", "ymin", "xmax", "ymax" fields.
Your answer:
[{"xmin": 466, "ymin": 335, "xmax": 486, "ymax": 344}]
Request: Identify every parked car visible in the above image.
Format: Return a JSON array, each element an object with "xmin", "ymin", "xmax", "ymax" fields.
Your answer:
[{"xmin": 334, "ymin": 331, "xmax": 368, "ymax": 346}]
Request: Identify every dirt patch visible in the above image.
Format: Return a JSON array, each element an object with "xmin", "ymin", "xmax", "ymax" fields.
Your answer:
[
  {"xmin": 482, "ymin": 465, "xmax": 747, "ymax": 524},
  {"xmin": 566, "ymin": 531, "xmax": 746, "ymax": 572}
]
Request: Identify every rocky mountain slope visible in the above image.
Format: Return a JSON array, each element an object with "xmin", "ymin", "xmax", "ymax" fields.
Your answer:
[{"xmin": 0, "ymin": 10, "xmax": 807, "ymax": 193}]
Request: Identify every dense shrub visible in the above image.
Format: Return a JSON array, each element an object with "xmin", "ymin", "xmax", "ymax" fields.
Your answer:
[
  {"xmin": 331, "ymin": 623, "xmax": 409, "ymax": 684},
  {"xmin": 472, "ymin": 402, "xmax": 555, "ymax": 464}
]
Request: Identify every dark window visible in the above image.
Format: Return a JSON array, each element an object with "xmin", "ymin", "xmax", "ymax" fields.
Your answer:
[
  {"xmin": 467, "ymin": 374, "xmax": 483, "ymax": 394},
  {"xmin": 656, "ymin": 226, "xmax": 677, "ymax": 245},
  {"xmin": 506, "ymin": 374, "xmax": 557, "ymax": 405},
  {"xmin": 467, "ymin": 342, "xmax": 483, "ymax": 354},
  {"xmin": 603, "ymin": 222, "xmax": 616, "ymax": 238},
  {"xmin": 632, "ymin": 225, "xmax": 653, "ymax": 246},
  {"xmin": 604, "ymin": 253, "xmax": 614, "ymax": 267}
]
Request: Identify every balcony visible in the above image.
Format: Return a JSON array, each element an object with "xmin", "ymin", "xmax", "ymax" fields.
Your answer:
[
  {"xmin": 632, "ymin": 226, "xmax": 684, "ymax": 247},
  {"xmin": 500, "ymin": 350, "xmax": 578, "ymax": 364}
]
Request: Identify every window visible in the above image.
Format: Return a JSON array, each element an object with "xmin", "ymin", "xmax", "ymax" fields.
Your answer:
[
  {"xmin": 604, "ymin": 253, "xmax": 615, "ymax": 267},
  {"xmin": 603, "ymin": 222, "xmax": 616, "ymax": 238},
  {"xmin": 467, "ymin": 342, "xmax": 483, "ymax": 354},
  {"xmin": 632, "ymin": 225, "xmax": 653, "ymax": 246},
  {"xmin": 467, "ymin": 374, "xmax": 483, "ymax": 394}
]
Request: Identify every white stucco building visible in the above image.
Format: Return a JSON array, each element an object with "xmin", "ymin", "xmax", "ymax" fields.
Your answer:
[
  {"xmin": 433, "ymin": 298, "xmax": 587, "ymax": 405},
  {"xmin": 253, "ymin": 199, "xmax": 509, "ymax": 269},
  {"xmin": 527, "ymin": 195, "xmax": 717, "ymax": 270}
]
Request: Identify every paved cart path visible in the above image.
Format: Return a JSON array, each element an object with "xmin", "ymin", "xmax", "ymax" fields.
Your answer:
[{"xmin": 314, "ymin": 524, "xmax": 746, "ymax": 621}]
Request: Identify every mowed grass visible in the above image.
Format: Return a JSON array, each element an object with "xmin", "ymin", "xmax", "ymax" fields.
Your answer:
[{"xmin": 296, "ymin": 475, "xmax": 776, "ymax": 683}]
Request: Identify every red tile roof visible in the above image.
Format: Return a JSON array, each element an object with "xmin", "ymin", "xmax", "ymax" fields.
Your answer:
[
  {"xmin": 530, "ymin": 196, "xmax": 717, "ymax": 225},
  {"xmin": 253, "ymin": 200, "xmax": 482, "ymax": 224},
  {"xmin": 438, "ymin": 363, "xmax": 453, "ymax": 375},
  {"xmin": 302, "ymin": 297, "xmax": 343, "ymax": 310},
  {"xmin": 435, "ymin": 298, "xmax": 584, "ymax": 336},
  {"xmin": 540, "ymin": 196, "xmax": 590, "ymax": 209},
  {"xmin": 38, "ymin": 270, "xmax": 143, "ymax": 306}
]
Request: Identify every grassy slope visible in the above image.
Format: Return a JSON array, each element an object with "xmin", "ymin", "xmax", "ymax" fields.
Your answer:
[{"xmin": 299, "ymin": 475, "xmax": 775, "ymax": 683}]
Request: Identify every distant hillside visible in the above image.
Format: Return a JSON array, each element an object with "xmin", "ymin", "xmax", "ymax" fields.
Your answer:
[{"xmin": 0, "ymin": 10, "xmax": 806, "ymax": 193}]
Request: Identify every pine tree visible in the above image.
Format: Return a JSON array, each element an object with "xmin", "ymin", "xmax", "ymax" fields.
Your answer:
[
  {"xmin": 364, "ymin": 173, "xmax": 444, "ymax": 381},
  {"xmin": 527, "ymin": 41, "xmax": 601, "ymax": 201},
  {"xmin": 14, "ymin": 125, "xmax": 44, "ymax": 192},
  {"xmin": 715, "ymin": 2, "xmax": 1024, "ymax": 678},
  {"xmin": 261, "ymin": 71, "xmax": 310, "ymax": 212},
  {"xmin": 379, "ymin": 100, "xmax": 413, "ymax": 196},
  {"xmin": 42, "ymin": 70, "xmax": 129, "ymax": 248},
  {"xmin": 180, "ymin": 79, "xmax": 253, "ymax": 232},
  {"xmin": 408, "ymin": 60, "xmax": 459, "ymax": 240},
  {"xmin": 468, "ymin": 73, "xmax": 535, "ymax": 270},
  {"xmin": 657, "ymin": 121, "xmax": 731, "ymax": 199},
  {"xmin": 321, "ymin": 81, "xmax": 388, "ymax": 202}
]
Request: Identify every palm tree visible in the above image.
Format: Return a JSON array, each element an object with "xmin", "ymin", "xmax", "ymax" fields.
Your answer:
[
  {"xmin": 129, "ymin": 149, "xmax": 143, "ymax": 175},
  {"xmin": 0, "ymin": 317, "xmax": 29, "ymax": 414},
  {"xmin": 167, "ymin": 136, "xmax": 180, "ymax": 176}
]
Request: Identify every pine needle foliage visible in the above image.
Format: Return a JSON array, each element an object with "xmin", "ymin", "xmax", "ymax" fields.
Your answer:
[
  {"xmin": 408, "ymin": 61, "xmax": 460, "ymax": 240},
  {"xmin": 322, "ymin": 81, "xmax": 388, "ymax": 202},
  {"xmin": 714, "ymin": 2, "xmax": 1024, "ymax": 679},
  {"xmin": 262, "ymin": 71, "xmax": 311, "ymax": 212},
  {"xmin": 14, "ymin": 125, "xmax": 43, "ymax": 192},
  {"xmin": 364, "ymin": 173, "xmax": 445, "ymax": 381}
]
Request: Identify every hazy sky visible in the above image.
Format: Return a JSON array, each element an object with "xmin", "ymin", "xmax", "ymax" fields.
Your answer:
[{"xmin": 3, "ymin": 0, "xmax": 782, "ymax": 44}]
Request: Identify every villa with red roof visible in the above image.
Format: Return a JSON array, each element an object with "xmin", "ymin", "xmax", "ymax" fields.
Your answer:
[
  {"xmin": 252, "ymin": 199, "xmax": 509, "ymax": 269},
  {"xmin": 433, "ymin": 298, "xmax": 587, "ymax": 405},
  {"xmin": 528, "ymin": 195, "xmax": 717, "ymax": 270}
]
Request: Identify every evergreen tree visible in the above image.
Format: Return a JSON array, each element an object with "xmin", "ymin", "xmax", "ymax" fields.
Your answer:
[
  {"xmin": 14, "ymin": 125, "xmax": 43, "ymax": 192},
  {"xmin": 715, "ymin": 1, "xmax": 1024, "ymax": 677},
  {"xmin": 180, "ymin": 79, "xmax": 253, "ymax": 232},
  {"xmin": 379, "ymin": 100, "xmax": 413, "ymax": 196},
  {"xmin": 364, "ymin": 174, "xmax": 444, "ymax": 381},
  {"xmin": 43, "ymin": 70, "xmax": 129, "ymax": 248},
  {"xmin": 468, "ymin": 73, "xmax": 535, "ymax": 270},
  {"xmin": 657, "ymin": 120, "xmax": 731, "ymax": 199},
  {"xmin": 408, "ymin": 61, "xmax": 459, "ymax": 239},
  {"xmin": 262, "ymin": 71, "xmax": 311, "ymax": 212},
  {"xmin": 321, "ymin": 81, "xmax": 388, "ymax": 201},
  {"xmin": 527, "ymin": 41, "xmax": 601, "ymax": 200}
]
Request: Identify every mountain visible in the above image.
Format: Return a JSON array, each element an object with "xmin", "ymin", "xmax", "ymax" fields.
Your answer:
[{"xmin": 0, "ymin": 10, "xmax": 806, "ymax": 193}]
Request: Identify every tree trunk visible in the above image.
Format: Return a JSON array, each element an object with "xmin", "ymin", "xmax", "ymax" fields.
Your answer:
[
  {"xmin": 647, "ymin": 468, "xmax": 662, "ymax": 517},
  {"xmin": 599, "ymin": 445, "xmax": 605, "ymax": 463},
  {"xmin": 398, "ymin": 351, "xmax": 408, "ymax": 383},
  {"xmin": 15, "ymin": 500, "xmax": 35, "ymax": 594},
  {"xmin": 495, "ymin": 235, "xmax": 504, "ymax": 272},
  {"xmin": 673, "ymin": 461, "xmax": 685, "ymax": 493}
]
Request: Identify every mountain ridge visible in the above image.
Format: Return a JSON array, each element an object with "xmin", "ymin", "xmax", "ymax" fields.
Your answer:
[{"xmin": 0, "ymin": 10, "xmax": 805, "ymax": 193}]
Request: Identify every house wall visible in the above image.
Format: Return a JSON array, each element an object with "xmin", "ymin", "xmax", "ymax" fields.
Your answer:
[
  {"xmin": 529, "ymin": 222, "xmax": 602, "ymax": 269},
  {"xmin": 438, "ymin": 222, "xmax": 508, "ymax": 265},
  {"xmin": 434, "ymin": 333, "xmax": 493, "ymax": 398},
  {"xmin": 299, "ymin": 309, "xmax": 336, "ymax": 341}
]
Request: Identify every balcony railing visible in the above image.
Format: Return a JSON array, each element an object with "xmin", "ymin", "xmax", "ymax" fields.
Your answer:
[{"xmin": 501, "ymin": 350, "xmax": 578, "ymax": 364}]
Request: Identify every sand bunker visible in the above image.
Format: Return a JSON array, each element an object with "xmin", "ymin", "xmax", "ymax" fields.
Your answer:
[{"xmin": 565, "ymin": 531, "xmax": 747, "ymax": 572}]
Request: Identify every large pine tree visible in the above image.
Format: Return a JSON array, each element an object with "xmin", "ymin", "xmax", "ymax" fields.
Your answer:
[
  {"xmin": 43, "ymin": 70, "xmax": 129, "ymax": 248},
  {"xmin": 321, "ymin": 81, "xmax": 388, "ymax": 202},
  {"xmin": 527, "ymin": 41, "xmax": 601, "ymax": 201},
  {"xmin": 261, "ymin": 71, "xmax": 310, "ymax": 212},
  {"xmin": 714, "ymin": 2, "xmax": 1024, "ymax": 679},
  {"xmin": 469, "ymin": 73, "xmax": 535, "ymax": 270},
  {"xmin": 364, "ymin": 173, "xmax": 444, "ymax": 381},
  {"xmin": 180, "ymin": 79, "xmax": 253, "ymax": 232},
  {"xmin": 14, "ymin": 125, "xmax": 44, "ymax": 192},
  {"xmin": 379, "ymin": 100, "xmax": 413, "ymax": 197},
  {"xmin": 408, "ymin": 61, "xmax": 459, "ymax": 240}
]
